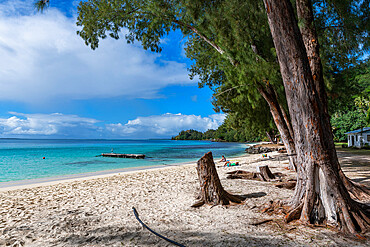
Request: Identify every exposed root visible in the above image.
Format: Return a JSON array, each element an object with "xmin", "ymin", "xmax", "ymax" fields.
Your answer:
[
  {"xmin": 347, "ymin": 183, "xmax": 370, "ymax": 202},
  {"xmin": 275, "ymin": 181, "xmax": 296, "ymax": 190},
  {"xmin": 224, "ymin": 192, "xmax": 244, "ymax": 204},
  {"xmin": 284, "ymin": 203, "xmax": 303, "ymax": 223},
  {"xmin": 192, "ymin": 192, "xmax": 244, "ymax": 207},
  {"xmin": 191, "ymin": 200, "xmax": 205, "ymax": 208},
  {"xmin": 250, "ymin": 219, "xmax": 273, "ymax": 226},
  {"xmin": 226, "ymin": 170, "xmax": 258, "ymax": 180},
  {"xmin": 340, "ymin": 170, "xmax": 370, "ymax": 202},
  {"xmin": 261, "ymin": 200, "xmax": 290, "ymax": 215},
  {"xmin": 350, "ymin": 202, "xmax": 370, "ymax": 234}
]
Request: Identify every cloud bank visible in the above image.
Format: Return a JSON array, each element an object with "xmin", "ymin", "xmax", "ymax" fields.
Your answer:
[
  {"xmin": 0, "ymin": 112, "xmax": 102, "ymax": 138},
  {"xmin": 0, "ymin": 112, "xmax": 225, "ymax": 139},
  {"xmin": 0, "ymin": 0, "xmax": 192, "ymax": 103},
  {"xmin": 106, "ymin": 113, "xmax": 226, "ymax": 138}
]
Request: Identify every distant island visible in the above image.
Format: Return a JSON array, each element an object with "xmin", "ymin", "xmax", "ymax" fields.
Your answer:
[{"xmin": 172, "ymin": 124, "xmax": 265, "ymax": 142}]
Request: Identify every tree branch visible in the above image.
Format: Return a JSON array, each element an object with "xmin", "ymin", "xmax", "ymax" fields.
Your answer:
[{"xmin": 172, "ymin": 19, "xmax": 237, "ymax": 66}]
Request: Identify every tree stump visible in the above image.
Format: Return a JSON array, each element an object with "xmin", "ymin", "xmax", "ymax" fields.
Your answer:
[
  {"xmin": 192, "ymin": 152, "xmax": 244, "ymax": 207},
  {"xmin": 257, "ymin": 165, "xmax": 275, "ymax": 181}
]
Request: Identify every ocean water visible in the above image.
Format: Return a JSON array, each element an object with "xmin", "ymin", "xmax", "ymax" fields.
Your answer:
[{"xmin": 0, "ymin": 139, "xmax": 247, "ymax": 182}]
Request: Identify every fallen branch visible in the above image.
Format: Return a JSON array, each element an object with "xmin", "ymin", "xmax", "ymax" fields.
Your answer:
[
  {"xmin": 132, "ymin": 207, "xmax": 186, "ymax": 247},
  {"xmin": 250, "ymin": 219, "xmax": 273, "ymax": 226},
  {"xmin": 274, "ymin": 181, "xmax": 296, "ymax": 190}
]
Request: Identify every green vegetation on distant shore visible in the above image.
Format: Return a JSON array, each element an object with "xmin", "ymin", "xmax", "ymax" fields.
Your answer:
[{"xmin": 172, "ymin": 122, "xmax": 268, "ymax": 142}]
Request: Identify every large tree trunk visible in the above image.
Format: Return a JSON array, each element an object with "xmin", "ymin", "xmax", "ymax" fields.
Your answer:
[
  {"xmin": 263, "ymin": 0, "xmax": 369, "ymax": 233},
  {"xmin": 192, "ymin": 152, "xmax": 244, "ymax": 207},
  {"xmin": 296, "ymin": 0, "xmax": 370, "ymax": 202},
  {"xmin": 258, "ymin": 83, "xmax": 297, "ymax": 171}
]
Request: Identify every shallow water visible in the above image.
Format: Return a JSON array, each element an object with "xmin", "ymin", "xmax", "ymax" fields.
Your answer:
[{"xmin": 0, "ymin": 139, "xmax": 247, "ymax": 182}]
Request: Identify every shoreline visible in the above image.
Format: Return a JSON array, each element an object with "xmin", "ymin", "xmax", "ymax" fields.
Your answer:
[
  {"xmin": 0, "ymin": 150, "xmax": 250, "ymax": 192},
  {"xmin": 0, "ymin": 150, "xmax": 368, "ymax": 246},
  {"xmin": 0, "ymin": 162, "xmax": 194, "ymax": 192}
]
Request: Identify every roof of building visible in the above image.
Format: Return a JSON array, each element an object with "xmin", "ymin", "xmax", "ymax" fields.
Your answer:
[{"xmin": 345, "ymin": 127, "xmax": 370, "ymax": 134}]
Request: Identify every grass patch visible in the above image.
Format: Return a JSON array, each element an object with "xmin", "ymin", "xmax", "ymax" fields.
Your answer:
[{"xmin": 335, "ymin": 142, "xmax": 370, "ymax": 155}]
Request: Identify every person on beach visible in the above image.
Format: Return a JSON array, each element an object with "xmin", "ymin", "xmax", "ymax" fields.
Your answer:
[
  {"xmin": 220, "ymin": 155, "xmax": 226, "ymax": 162},
  {"xmin": 224, "ymin": 161, "xmax": 239, "ymax": 167}
]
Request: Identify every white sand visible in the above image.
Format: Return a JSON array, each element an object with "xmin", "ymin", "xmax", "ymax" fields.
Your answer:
[{"xmin": 0, "ymin": 152, "xmax": 368, "ymax": 246}]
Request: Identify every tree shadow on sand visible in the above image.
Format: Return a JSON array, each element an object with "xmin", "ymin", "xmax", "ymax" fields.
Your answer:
[
  {"xmin": 55, "ymin": 225, "xmax": 293, "ymax": 246},
  {"xmin": 239, "ymin": 192, "xmax": 267, "ymax": 200}
]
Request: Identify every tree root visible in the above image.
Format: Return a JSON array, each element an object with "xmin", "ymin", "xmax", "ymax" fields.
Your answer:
[
  {"xmin": 275, "ymin": 181, "xmax": 296, "ymax": 190},
  {"xmin": 224, "ymin": 192, "xmax": 244, "ymax": 204},
  {"xmin": 261, "ymin": 200, "xmax": 290, "ymax": 215},
  {"xmin": 191, "ymin": 200, "xmax": 205, "ymax": 208},
  {"xmin": 340, "ymin": 170, "xmax": 370, "ymax": 202},
  {"xmin": 284, "ymin": 203, "xmax": 303, "ymax": 223},
  {"xmin": 191, "ymin": 192, "xmax": 244, "ymax": 208}
]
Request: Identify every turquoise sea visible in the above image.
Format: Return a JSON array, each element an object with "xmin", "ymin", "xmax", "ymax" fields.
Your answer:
[{"xmin": 0, "ymin": 139, "xmax": 247, "ymax": 182}]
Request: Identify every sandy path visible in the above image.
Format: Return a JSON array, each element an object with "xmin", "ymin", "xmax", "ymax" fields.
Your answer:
[
  {"xmin": 0, "ymin": 152, "xmax": 369, "ymax": 246},
  {"xmin": 337, "ymin": 150, "xmax": 370, "ymax": 186}
]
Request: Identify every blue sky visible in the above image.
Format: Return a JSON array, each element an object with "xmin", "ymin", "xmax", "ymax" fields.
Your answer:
[{"xmin": 0, "ymin": 0, "xmax": 225, "ymax": 139}]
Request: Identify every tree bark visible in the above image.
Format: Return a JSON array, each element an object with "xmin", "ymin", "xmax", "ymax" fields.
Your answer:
[
  {"xmin": 258, "ymin": 84, "xmax": 297, "ymax": 171},
  {"xmin": 257, "ymin": 165, "xmax": 275, "ymax": 181},
  {"xmin": 296, "ymin": 0, "xmax": 370, "ymax": 202},
  {"xmin": 178, "ymin": 11, "xmax": 299, "ymax": 173},
  {"xmin": 192, "ymin": 152, "xmax": 244, "ymax": 207},
  {"xmin": 266, "ymin": 131, "xmax": 276, "ymax": 144},
  {"xmin": 263, "ymin": 0, "xmax": 369, "ymax": 233}
]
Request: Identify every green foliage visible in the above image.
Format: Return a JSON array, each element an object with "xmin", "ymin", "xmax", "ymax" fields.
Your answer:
[
  {"xmin": 183, "ymin": 0, "xmax": 285, "ymax": 137},
  {"xmin": 74, "ymin": 0, "xmax": 284, "ymax": 138},
  {"xmin": 330, "ymin": 59, "xmax": 370, "ymax": 141},
  {"xmin": 38, "ymin": 0, "xmax": 369, "ymax": 145},
  {"xmin": 353, "ymin": 60, "xmax": 370, "ymax": 123},
  {"xmin": 331, "ymin": 107, "xmax": 368, "ymax": 141},
  {"xmin": 172, "ymin": 115, "xmax": 270, "ymax": 142},
  {"xmin": 34, "ymin": 0, "xmax": 49, "ymax": 13},
  {"xmin": 172, "ymin": 129, "xmax": 204, "ymax": 140},
  {"xmin": 314, "ymin": 0, "xmax": 370, "ymax": 71}
]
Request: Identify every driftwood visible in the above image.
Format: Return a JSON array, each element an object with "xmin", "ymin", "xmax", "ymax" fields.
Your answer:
[
  {"xmin": 192, "ymin": 152, "xmax": 244, "ymax": 207},
  {"xmin": 226, "ymin": 167, "xmax": 296, "ymax": 191},
  {"xmin": 101, "ymin": 153, "xmax": 145, "ymax": 159},
  {"xmin": 274, "ymin": 181, "xmax": 296, "ymax": 190},
  {"xmin": 226, "ymin": 170, "xmax": 259, "ymax": 180},
  {"xmin": 226, "ymin": 167, "xmax": 280, "ymax": 182},
  {"xmin": 250, "ymin": 219, "xmax": 273, "ymax": 226}
]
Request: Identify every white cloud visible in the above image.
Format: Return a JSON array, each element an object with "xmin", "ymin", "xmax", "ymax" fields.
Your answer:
[
  {"xmin": 0, "ymin": 112, "xmax": 225, "ymax": 139},
  {"xmin": 106, "ymin": 113, "xmax": 226, "ymax": 138},
  {"xmin": 0, "ymin": 112, "xmax": 102, "ymax": 138},
  {"xmin": 0, "ymin": 0, "xmax": 192, "ymax": 104}
]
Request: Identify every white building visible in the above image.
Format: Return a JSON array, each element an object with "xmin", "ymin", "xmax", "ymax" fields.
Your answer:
[{"xmin": 345, "ymin": 127, "xmax": 370, "ymax": 148}]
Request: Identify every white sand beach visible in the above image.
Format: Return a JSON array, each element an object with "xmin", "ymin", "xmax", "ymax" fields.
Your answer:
[{"xmin": 0, "ymin": 151, "xmax": 369, "ymax": 246}]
